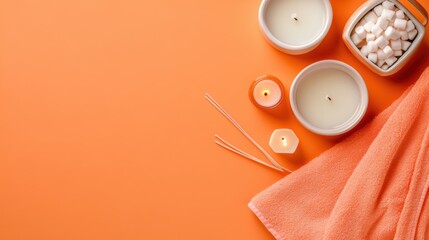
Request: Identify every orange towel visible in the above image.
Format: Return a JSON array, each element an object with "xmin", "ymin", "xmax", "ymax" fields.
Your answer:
[{"xmin": 249, "ymin": 66, "xmax": 429, "ymax": 240}]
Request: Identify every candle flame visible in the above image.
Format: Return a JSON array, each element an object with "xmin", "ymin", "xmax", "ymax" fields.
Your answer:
[
  {"xmin": 262, "ymin": 89, "xmax": 270, "ymax": 97},
  {"xmin": 281, "ymin": 137, "xmax": 287, "ymax": 146}
]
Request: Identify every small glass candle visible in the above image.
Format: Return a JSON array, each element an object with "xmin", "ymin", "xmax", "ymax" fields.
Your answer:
[
  {"xmin": 249, "ymin": 75, "xmax": 285, "ymax": 110},
  {"xmin": 269, "ymin": 129, "xmax": 299, "ymax": 154}
]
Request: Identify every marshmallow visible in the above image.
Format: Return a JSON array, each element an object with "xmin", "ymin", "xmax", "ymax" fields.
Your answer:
[
  {"xmin": 360, "ymin": 45, "xmax": 369, "ymax": 57},
  {"xmin": 371, "ymin": 24, "xmax": 383, "ymax": 37},
  {"xmin": 375, "ymin": 35, "xmax": 389, "ymax": 49},
  {"xmin": 394, "ymin": 50, "xmax": 403, "ymax": 57},
  {"xmin": 391, "ymin": 32, "xmax": 401, "ymax": 40},
  {"xmin": 385, "ymin": 26, "xmax": 400, "ymax": 40},
  {"xmin": 368, "ymin": 41, "xmax": 378, "ymax": 52},
  {"xmin": 384, "ymin": 26, "xmax": 394, "ymax": 37},
  {"xmin": 355, "ymin": 26, "xmax": 366, "ymax": 39},
  {"xmin": 381, "ymin": 9, "xmax": 395, "ymax": 21},
  {"xmin": 406, "ymin": 20, "xmax": 415, "ymax": 32},
  {"xmin": 377, "ymin": 49, "xmax": 387, "ymax": 60},
  {"xmin": 385, "ymin": 56, "xmax": 398, "ymax": 66},
  {"xmin": 364, "ymin": 11, "xmax": 378, "ymax": 24},
  {"xmin": 391, "ymin": 39, "xmax": 402, "ymax": 50},
  {"xmin": 376, "ymin": 17, "xmax": 389, "ymax": 30},
  {"xmin": 368, "ymin": 53, "xmax": 378, "ymax": 63},
  {"xmin": 400, "ymin": 31, "xmax": 409, "ymax": 40},
  {"xmin": 373, "ymin": 5, "xmax": 384, "ymax": 17},
  {"xmin": 382, "ymin": 1, "xmax": 395, "ymax": 10},
  {"xmin": 364, "ymin": 21, "xmax": 375, "ymax": 32},
  {"xmin": 366, "ymin": 33, "xmax": 376, "ymax": 42},
  {"xmin": 351, "ymin": 33, "xmax": 363, "ymax": 45},
  {"xmin": 394, "ymin": 18, "xmax": 407, "ymax": 30},
  {"xmin": 377, "ymin": 59, "xmax": 385, "ymax": 67},
  {"xmin": 383, "ymin": 45, "xmax": 394, "ymax": 58},
  {"xmin": 402, "ymin": 40, "xmax": 411, "ymax": 51},
  {"xmin": 382, "ymin": 64, "xmax": 389, "ymax": 70},
  {"xmin": 396, "ymin": 10, "xmax": 405, "ymax": 19},
  {"xmin": 408, "ymin": 29, "xmax": 418, "ymax": 40}
]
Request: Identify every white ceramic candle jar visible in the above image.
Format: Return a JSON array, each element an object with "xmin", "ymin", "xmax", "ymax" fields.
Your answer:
[
  {"xmin": 343, "ymin": 0, "xmax": 427, "ymax": 76},
  {"xmin": 259, "ymin": 0, "xmax": 333, "ymax": 54},
  {"xmin": 290, "ymin": 60, "xmax": 368, "ymax": 136}
]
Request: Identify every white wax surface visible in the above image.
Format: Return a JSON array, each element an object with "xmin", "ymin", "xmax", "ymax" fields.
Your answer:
[
  {"xmin": 253, "ymin": 80, "xmax": 282, "ymax": 108},
  {"xmin": 296, "ymin": 68, "xmax": 360, "ymax": 129},
  {"xmin": 272, "ymin": 136, "xmax": 287, "ymax": 150},
  {"xmin": 269, "ymin": 129, "xmax": 299, "ymax": 154},
  {"xmin": 265, "ymin": 0, "xmax": 326, "ymax": 45}
]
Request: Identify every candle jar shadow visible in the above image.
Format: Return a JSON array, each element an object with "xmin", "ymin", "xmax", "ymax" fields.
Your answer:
[
  {"xmin": 258, "ymin": 97, "xmax": 291, "ymax": 120},
  {"xmin": 358, "ymin": 107, "xmax": 377, "ymax": 127},
  {"xmin": 299, "ymin": 18, "xmax": 341, "ymax": 59},
  {"xmin": 386, "ymin": 42, "xmax": 429, "ymax": 83},
  {"xmin": 276, "ymin": 145, "xmax": 307, "ymax": 171}
]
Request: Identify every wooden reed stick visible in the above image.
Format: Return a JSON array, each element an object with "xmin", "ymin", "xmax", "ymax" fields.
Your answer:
[
  {"xmin": 205, "ymin": 93, "xmax": 292, "ymax": 173},
  {"xmin": 215, "ymin": 135, "xmax": 283, "ymax": 172}
]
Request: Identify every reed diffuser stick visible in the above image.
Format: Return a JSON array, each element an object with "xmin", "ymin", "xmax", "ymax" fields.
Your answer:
[
  {"xmin": 215, "ymin": 135, "xmax": 283, "ymax": 172},
  {"xmin": 205, "ymin": 93, "xmax": 291, "ymax": 173}
]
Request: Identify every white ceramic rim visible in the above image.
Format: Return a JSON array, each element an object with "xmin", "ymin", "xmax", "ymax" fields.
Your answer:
[
  {"xmin": 290, "ymin": 60, "xmax": 369, "ymax": 136},
  {"xmin": 258, "ymin": 0, "xmax": 333, "ymax": 54}
]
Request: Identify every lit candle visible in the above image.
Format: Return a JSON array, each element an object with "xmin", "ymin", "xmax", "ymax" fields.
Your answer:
[
  {"xmin": 290, "ymin": 60, "xmax": 368, "ymax": 136},
  {"xmin": 269, "ymin": 129, "xmax": 299, "ymax": 154},
  {"xmin": 249, "ymin": 75, "xmax": 285, "ymax": 109},
  {"xmin": 259, "ymin": 0, "xmax": 333, "ymax": 54}
]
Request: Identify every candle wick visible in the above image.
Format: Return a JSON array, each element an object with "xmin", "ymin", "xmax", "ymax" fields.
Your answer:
[
  {"xmin": 281, "ymin": 137, "xmax": 287, "ymax": 146},
  {"xmin": 325, "ymin": 95, "xmax": 332, "ymax": 102},
  {"xmin": 291, "ymin": 13, "xmax": 298, "ymax": 22},
  {"xmin": 262, "ymin": 90, "xmax": 270, "ymax": 97}
]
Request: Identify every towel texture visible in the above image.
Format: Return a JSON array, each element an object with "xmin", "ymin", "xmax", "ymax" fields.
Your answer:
[{"xmin": 249, "ymin": 66, "xmax": 429, "ymax": 240}]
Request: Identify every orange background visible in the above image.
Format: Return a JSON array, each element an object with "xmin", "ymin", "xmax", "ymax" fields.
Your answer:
[{"xmin": 1, "ymin": 0, "xmax": 429, "ymax": 239}]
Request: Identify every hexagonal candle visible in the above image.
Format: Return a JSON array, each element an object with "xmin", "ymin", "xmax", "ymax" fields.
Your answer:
[{"xmin": 269, "ymin": 129, "xmax": 299, "ymax": 154}]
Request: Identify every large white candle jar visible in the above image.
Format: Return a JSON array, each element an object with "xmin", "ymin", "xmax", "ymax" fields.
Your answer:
[
  {"xmin": 290, "ymin": 60, "xmax": 368, "ymax": 136},
  {"xmin": 259, "ymin": 0, "xmax": 333, "ymax": 54}
]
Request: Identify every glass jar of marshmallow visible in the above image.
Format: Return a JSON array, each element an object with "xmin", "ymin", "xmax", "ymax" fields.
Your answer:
[{"xmin": 343, "ymin": 0, "xmax": 427, "ymax": 76}]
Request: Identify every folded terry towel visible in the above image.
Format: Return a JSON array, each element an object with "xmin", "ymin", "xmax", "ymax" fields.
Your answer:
[{"xmin": 249, "ymin": 66, "xmax": 429, "ymax": 240}]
